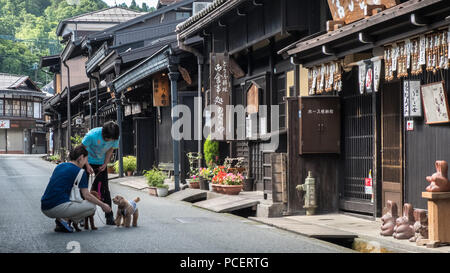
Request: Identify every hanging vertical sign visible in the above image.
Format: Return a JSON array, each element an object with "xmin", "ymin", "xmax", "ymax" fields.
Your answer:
[
  {"xmin": 358, "ymin": 61, "xmax": 366, "ymax": 94},
  {"xmin": 403, "ymin": 80, "xmax": 422, "ymax": 118},
  {"xmin": 210, "ymin": 52, "xmax": 231, "ymax": 140},
  {"xmin": 403, "ymin": 80, "xmax": 410, "ymax": 117},
  {"xmin": 409, "ymin": 80, "xmax": 422, "ymax": 117},
  {"xmin": 153, "ymin": 73, "xmax": 170, "ymax": 107},
  {"xmin": 365, "ymin": 60, "xmax": 373, "ymax": 93},
  {"xmin": 371, "ymin": 56, "xmax": 382, "ymax": 92}
]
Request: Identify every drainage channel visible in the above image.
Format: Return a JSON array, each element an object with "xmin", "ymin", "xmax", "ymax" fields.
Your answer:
[{"xmin": 184, "ymin": 194, "xmax": 360, "ymax": 252}]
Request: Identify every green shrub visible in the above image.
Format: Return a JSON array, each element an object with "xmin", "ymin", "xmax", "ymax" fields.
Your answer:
[
  {"xmin": 204, "ymin": 135, "xmax": 219, "ymax": 168},
  {"xmin": 144, "ymin": 168, "xmax": 168, "ymax": 188},
  {"xmin": 71, "ymin": 134, "xmax": 83, "ymax": 147},
  {"xmin": 123, "ymin": 155, "xmax": 137, "ymax": 172},
  {"xmin": 113, "ymin": 156, "xmax": 137, "ymax": 173}
]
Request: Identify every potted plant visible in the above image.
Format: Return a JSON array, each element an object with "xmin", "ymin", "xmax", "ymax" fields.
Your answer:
[
  {"xmin": 222, "ymin": 172, "xmax": 244, "ymax": 195},
  {"xmin": 144, "ymin": 168, "xmax": 168, "ymax": 197},
  {"xmin": 123, "ymin": 155, "xmax": 137, "ymax": 176},
  {"xmin": 189, "ymin": 175, "xmax": 200, "ymax": 189},
  {"xmin": 204, "ymin": 135, "xmax": 219, "ymax": 168},
  {"xmin": 107, "ymin": 162, "xmax": 116, "ymax": 174},
  {"xmin": 199, "ymin": 167, "xmax": 213, "ymax": 190},
  {"xmin": 211, "ymin": 170, "xmax": 227, "ymax": 193}
]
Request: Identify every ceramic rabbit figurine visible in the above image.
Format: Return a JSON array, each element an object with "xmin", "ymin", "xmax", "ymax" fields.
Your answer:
[
  {"xmin": 409, "ymin": 209, "xmax": 428, "ymax": 243},
  {"xmin": 426, "ymin": 160, "xmax": 450, "ymax": 192},
  {"xmin": 380, "ymin": 200, "xmax": 398, "ymax": 236},
  {"xmin": 393, "ymin": 203, "xmax": 415, "ymax": 240}
]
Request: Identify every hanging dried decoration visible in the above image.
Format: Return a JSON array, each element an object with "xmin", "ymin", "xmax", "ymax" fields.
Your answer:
[
  {"xmin": 397, "ymin": 42, "xmax": 408, "ymax": 78},
  {"xmin": 426, "ymin": 34, "xmax": 434, "ymax": 72},
  {"xmin": 307, "ymin": 61, "xmax": 343, "ymax": 95},
  {"xmin": 334, "ymin": 62, "xmax": 342, "ymax": 92},
  {"xmin": 411, "ymin": 38, "xmax": 421, "ymax": 75},
  {"xmin": 384, "ymin": 46, "xmax": 394, "ymax": 81}
]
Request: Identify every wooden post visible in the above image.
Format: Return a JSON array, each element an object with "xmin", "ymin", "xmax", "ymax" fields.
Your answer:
[{"xmin": 421, "ymin": 192, "xmax": 450, "ymax": 248}]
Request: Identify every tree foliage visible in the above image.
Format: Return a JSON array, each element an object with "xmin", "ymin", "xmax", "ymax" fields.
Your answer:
[{"xmin": 0, "ymin": 0, "xmax": 157, "ymax": 86}]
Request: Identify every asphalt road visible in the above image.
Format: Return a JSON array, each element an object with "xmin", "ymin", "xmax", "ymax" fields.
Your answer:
[{"xmin": 0, "ymin": 155, "xmax": 352, "ymax": 253}]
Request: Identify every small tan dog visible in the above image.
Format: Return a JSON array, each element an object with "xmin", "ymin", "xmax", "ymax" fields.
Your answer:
[{"xmin": 112, "ymin": 195, "xmax": 140, "ymax": 227}]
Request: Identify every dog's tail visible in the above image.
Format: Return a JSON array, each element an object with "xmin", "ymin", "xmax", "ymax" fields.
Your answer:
[{"xmin": 134, "ymin": 197, "xmax": 141, "ymax": 203}]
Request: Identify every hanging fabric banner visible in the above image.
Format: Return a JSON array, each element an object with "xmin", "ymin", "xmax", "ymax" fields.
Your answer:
[
  {"xmin": 365, "ymin": 60, "xmax": 373, "ymax": 93},
  {"xmin": 419, "ymin": 35, "xmax": 426, "ymax": 66},
  {"xmin": 358, "ymin": 61, "xmax": 366, "ymax": 94},
  {"xmin": 371, "ymin": 56, "xmax": 382, "ymax": 92},
  {"xmin": 403, "ymin": 80, "xmax": 410, "ymax": 117}
]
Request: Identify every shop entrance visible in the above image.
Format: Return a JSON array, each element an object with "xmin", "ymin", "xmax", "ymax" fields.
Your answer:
[
  {"xmin": 381, "ymin": 81, "xmax": 403, "ymax": 216},
  {"xmin": 340, "ymin": 72, "xmax": 376, "ymax": 215}
]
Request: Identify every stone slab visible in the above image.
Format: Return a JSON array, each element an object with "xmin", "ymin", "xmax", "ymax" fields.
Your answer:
[
  {"xmin": 167, "ymin": 188, "xmax": 207, "ymax": 202},
  {"xmin": 119, "ymin": 180, "xmax": 149, "ymax": 190},
  {"xmin": 249, "ymin": 217, "xmax": 357, "ymax": 239},
  {"xmin": 194, "ymin": 195, "xmax": 260, "ymax": 213}
]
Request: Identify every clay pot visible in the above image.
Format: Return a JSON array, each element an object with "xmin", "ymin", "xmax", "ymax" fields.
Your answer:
[
  {"xmin": 221, "ymin": 184, "xmax": 243, "ymax": 195},
  {"xmin": 211, "ymin": 184, "xmax": 220, "ymax": 192},
  {"xmin": 148, "ymin": 187, "xmax": 158, "ymax": 196},
  {"xmin": 127, "ymin": 171, "xmax": 133, "ymax": 176},
  {"xmin": 189, "ymin": 181, "xmax": 200, "ymax": 189},
  {"xmin": 199, "ymin": 177, "xmax": 210, "ymax": 190},
  {"xmin": 107, "ymin": 166, "xmax": 115, "ymax": 174}
]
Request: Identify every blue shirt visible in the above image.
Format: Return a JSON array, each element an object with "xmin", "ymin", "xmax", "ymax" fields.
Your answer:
[
  {"xmin": 82, "ymin": 127, "xmax": 119, "ymax": 165},
  {"xmin": 41, "ymin": 163, "xmax": 88, "ymax": 211}
]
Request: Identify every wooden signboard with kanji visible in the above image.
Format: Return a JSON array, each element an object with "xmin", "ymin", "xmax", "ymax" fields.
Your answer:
[
  {"xmin": 327, "ymin": 0, "xmax": 399, "ymax": 25},
  {"xmin": 153, "ymin": 73, "xmax": 170, "ymax": 107},
  {"xmin": 247, "ymin": 83, "xmax": 259, "ymax": 114},
  {"xmin": 210, "ymin": 52, "xmax": 231, "ymax": 140}
]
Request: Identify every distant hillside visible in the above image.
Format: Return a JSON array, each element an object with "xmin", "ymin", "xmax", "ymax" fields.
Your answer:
[{"xmin": 0, "ymin": 0, "xmax": 154, "ymax": 86}]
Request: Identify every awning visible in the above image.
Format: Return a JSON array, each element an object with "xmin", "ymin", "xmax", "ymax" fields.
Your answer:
[
  {"xmin": 112, "ymin": 45, "xmax": 171, "ymax": 93},
  {"xmin": 278, "ymin": 0, "xmax": 450, "ymax": 67}
]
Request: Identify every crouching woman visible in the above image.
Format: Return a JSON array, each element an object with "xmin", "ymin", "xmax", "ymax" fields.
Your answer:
[{"xmin": 41, "ymin": 145, "xmax": 112, "ymax": 232}]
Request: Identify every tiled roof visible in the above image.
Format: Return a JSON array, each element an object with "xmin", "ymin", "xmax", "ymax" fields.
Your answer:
[
  {"xmin": 0, "ymin": 73, "xmax": 41, "ymax": 93},
  {"xmin": 158, "ymin": 0, "xmax": 184, "ymax": 7},
  {"xmin": 0, "ymin": 74, "xmax": 30, "ymax": 90},
  {"xmin": 62, "ymin": 7, "xmax": 146, "ymax": 23},
  {"xmin": 176, "ymin": 0, "xmax": 237, "ymax": 33},
  {"xmin": 57, "ymin": 7, "xmax": 147, "ymax": 36}
]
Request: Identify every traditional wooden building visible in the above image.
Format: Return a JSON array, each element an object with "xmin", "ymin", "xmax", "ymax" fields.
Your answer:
[
  {"xmin": 41, "ymin": 7, "xmax": 146, "ymax": 157},
  {"xmin": 0, "ymin": 74, "xmax": 46, "ymax": 154},
  {"xmin": 177, "ymin": 0, "xmax": 330, "ymax": 215},
  {"xmin": 83, "ymin": 0, "xmax": 212, "ymax": 181},
  {"xmin": 279, "ymin": 0, "xmax": 450, "ymax": 217}
]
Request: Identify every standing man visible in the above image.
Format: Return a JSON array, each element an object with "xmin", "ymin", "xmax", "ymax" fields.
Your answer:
[{"xmin": 82, "ymin": 121, "xmax": 120, "ymax": 225}]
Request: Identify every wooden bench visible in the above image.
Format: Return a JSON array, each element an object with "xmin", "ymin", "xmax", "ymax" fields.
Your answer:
[{"xmin": 158, "ymin": 162, "xmax": 174, "ymax": 178}]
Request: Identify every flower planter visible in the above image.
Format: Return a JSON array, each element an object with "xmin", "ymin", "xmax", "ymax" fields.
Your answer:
[
  {"xmin": 243, "ymin": 178, "xmax": 254, "ymax": 191},
  {"xmin": 156, "ymin": 187, "xmax": 168, "ymax": 197},
  {"xmin": 148, "ymin": 187, "xmax": 158, "ymax": 196},
  {"xmin": 127, "ymin": 171, "xmax": 133, "ymax": 176},
  {"xmin": 221, "ymin": 184, "xmax": 243, "ymax": 195},
  {"xmin": 189, "ymin": 181, "xmax": 200, "ymax": 189},
  {"xmin": 107, "ymin": 166, "xmax": 115, "ymax": 174},
  {"xmin": 228, "ymin": 167, "xmax": 246, "ymax": 174},
  {"xmin": 211, "ymin": 184, "xmax": 219, "ymax": 192}
]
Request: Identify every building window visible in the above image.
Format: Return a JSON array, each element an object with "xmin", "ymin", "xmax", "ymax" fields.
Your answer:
[
  {"xmin": 5, "ymin": 100, "xmax": 12, "ymax": 116},
  {"xmin": 13, "ymin": 100, "xmax": 20, "ymax": 116},
  {"xmin": 0, "ymin": 99, "xmax": 3, "ymax": 116},
  {"xmin": 276, "ymin": 74, "xmax": 286, "ymax": 130},
  {"xmin": 21, "ymin": 101, "xmax": 27, "ymax": 117},
  {"xmin": 33, "ymin": 102, "xmax": 41, "ymax": 119},
  {"xmin": 176, "ymin": 12, "xmax": 190, "ymax": 20},
  {"xmin": 27, "ymin": 102, "xmax": 33, "ymax": 117}
]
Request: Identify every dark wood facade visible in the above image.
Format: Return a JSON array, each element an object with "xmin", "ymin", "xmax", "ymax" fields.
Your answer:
[{"xmin": 177, "ymin": 0, "xmax": 331, "ymax": 210}]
